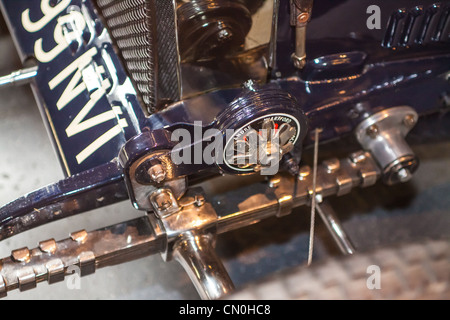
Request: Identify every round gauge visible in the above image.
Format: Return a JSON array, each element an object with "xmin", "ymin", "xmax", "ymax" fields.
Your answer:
[{"xmin": 222, "ymin": 113, "xmax": 301, "ymax": 172}]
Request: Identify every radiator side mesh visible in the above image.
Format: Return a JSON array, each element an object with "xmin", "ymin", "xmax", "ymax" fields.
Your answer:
[
  {"xmin": 95, "ymin": 0, "xmax": 180, "ymax": 114},
  {"xmin": 382, "ymin": 3, "xmax": 450, "ymax": 49},
  {"xmin": 155, "ymin": 0, "xmax": 180, "ymax": 105}
]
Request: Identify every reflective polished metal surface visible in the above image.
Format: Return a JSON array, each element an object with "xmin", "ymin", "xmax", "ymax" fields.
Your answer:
[{"xmin": 0, "ymin": 0, "xmax": 449, "ymax": 300}]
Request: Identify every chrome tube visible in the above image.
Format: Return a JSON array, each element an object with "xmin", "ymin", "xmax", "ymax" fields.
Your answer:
[
  {"xmin": 316, "ymin": 201, "xmax": 356, "ymax": 255},
  {"xmin": 173, "ymin": 233, "xmax": 235, "ymax": 300},
  {"xmin": 0, "ymin": 66, "xmax": 37, "ymax": 88},
  {"xmin": 293, "ymin": 26, "xmax": 307, "ymax": 68},
  {"xmin": 290, "ymin": 0, "xmax": 314, "ymax": 69}
]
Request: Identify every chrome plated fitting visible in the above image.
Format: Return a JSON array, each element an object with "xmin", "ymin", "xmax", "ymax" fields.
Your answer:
[{"xmin": 355, "ymin": 106, "xmax": 419, "ymax": 185}]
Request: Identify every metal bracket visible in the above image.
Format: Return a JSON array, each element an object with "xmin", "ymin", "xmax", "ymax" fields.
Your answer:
[
  {"xmin": 0, "ymin": 150, "xmax": 381, "ymax": 299},
  {"xmin": 355, "ymin": 106, "xmax": 419, "ymax": 185},
  {"xmin": 0, "ymin": 217, "xmax": 164, "ymax": 297},
  {"xmin": 148, "ymin": 186, "xmax": 233, "ymax": 299}
]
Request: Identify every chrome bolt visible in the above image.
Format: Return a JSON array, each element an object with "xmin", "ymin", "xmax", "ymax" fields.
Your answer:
[
  {"xmin": 396, "ymin": 168, "xmax": 412, "ymax": 183},
  {"xmin": 194, "ymin": 194, "xmax": 206, "ymax": 207},
  {"xmin": 154, "ymin": 191, "xmax": 173, "ymax": 211},
  {"xmin": 366, "ymin": 124, "xmax": 379, "ymax": 139},
  {"xmin": 217, "ymin": 28, "xmax": 232, "ymax": 42},
  {"xmin": 243, "ymin": 79, "xmax": 257, "ymax": 92},
  {"xmin": 297, "ymin": 12, "xmax": 310, "ymax": 24},
  {"xmin": 349, "ymin": 151, "xmax": 367, "ymax": 164},
  {"xmin": 323, "ymin": 158, "xmax": 340, "ymax": 173},
  {"xmin": 269, "ymin": 177, "xmax": 281, "ymax": 188},
  {"xmin": 291, "ymin": 53, "xmax": 306, "ymax": 69},
  {"xmin": 403, "ymin": 114, "xmax": 416, "ymax": 128},
  {"xmin": 148, "ymin": 164, "xmax": 166, "ymax": 183},
  {"xmin": 298, "ymin": 165, "xmax": 311, "ymax": 180}
]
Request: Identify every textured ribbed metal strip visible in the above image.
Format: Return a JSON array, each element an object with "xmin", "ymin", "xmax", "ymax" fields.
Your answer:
[
  {"xmin": 95, "ymin": 0, "xmax": 180, "ymax": 114},
  {"xmin": 154, "ymin": 0, "xmax": 180, "ymax": 105},
  {"xmin": 382, "ymin": 3, "xmax": 450, "ymax": 49}
]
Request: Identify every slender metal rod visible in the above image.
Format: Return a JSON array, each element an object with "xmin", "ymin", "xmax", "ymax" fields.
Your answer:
[
  {"xmin": 173, "ymin": 233, "xmax": 235, "ymax": 300},
  {"xmin": 269, "ymin": 0, "xmax": 280, "ymax": 70},
  {"xmin": 0, "ymin": 66, "xmax": 37, "ymax": 88},
  {"xmin": 294, "ymin": 26, "xmax": 307, "ymax": 62},
  {"xmin": 307, "ymin": 129, "xmax": 320, "ymax": 266},
  {"xmin": 316, "ymin": 201, "xmax": 356, "ymax": 255}
]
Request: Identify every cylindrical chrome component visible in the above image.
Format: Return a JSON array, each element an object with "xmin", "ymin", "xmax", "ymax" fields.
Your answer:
[
  {"xmin": 173, "ymin": 233, "xmax": 234, "ymax": 300},
  {"xmin": 355, "ymin": 106, "xmax": 419, "ymax": 185},
  {"xmin": 290, "ymin": 0, "xmax": 314, "ymax": 69},
  {"xmin": 316, "ymin": 201, "xmax": 355, "ymax": 255},
  {"xmin": 0, "ymin": 66, "xmax": 37, "ymax": 88},
  {"xmin": 292, "ymin": 26, "xmax": 307, "ymax": 69}
]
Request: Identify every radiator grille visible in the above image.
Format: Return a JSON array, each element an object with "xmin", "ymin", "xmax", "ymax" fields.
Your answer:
[{"xmin": 95, "ymin": 0, "xmax": 180, "ymax": 114}]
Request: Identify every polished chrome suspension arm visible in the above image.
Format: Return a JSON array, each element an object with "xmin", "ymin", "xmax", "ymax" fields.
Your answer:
[
  {"xmin": 0, "ymin": 151, "xmax": 380, "ymax": 298},
  {"xmin": 0, "ymin": 66, "xmax": 37, "ymax": 89},
  {"xmin": 215, "ymin": 151, "xmax": 379, "ymax": 233},
  {"xmin": 0, "ymin": 217, "xmax": 164, "ymax": 296}
]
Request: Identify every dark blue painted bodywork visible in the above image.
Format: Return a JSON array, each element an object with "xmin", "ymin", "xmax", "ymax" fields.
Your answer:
[
  {"xmin": 0, "ymin": 0, "xmax": 146, "ymax": 176},
  {"xmin": 0, "ymin": 0, "xmax": 449, "ymax": 239},
  {"xmin": 1, "ymin": 0, "xmax": 449, "ymax": 175}
]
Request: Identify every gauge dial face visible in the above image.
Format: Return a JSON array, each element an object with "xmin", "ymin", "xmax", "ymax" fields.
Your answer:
[{"xmin": 222, "ymin": 113, "xmax": 301, "ymax": 172}]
